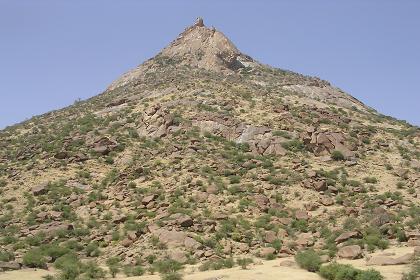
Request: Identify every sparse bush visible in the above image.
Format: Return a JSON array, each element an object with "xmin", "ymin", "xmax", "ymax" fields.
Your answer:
[
  {"xmin": 23, "ymin": 248, "xmax": 47, "ymax": 268},
  {"xmin": 85, "ymin": 242, "xmax": 100, "ymax": 257},
  {"xmin": 364, "ymin": 177, "xmax": 378, "ymax": 184},
  {"xmin": 236, "ymin": 258, "xmax": 253, "ymax": 269},
  {"xmin": 0, "ymin": 250, "xmax": 14, "ymax": 262},
  {"xmin": 199, "ymin": 258, "xmax": 235, "ymax": 271},
  {"xmin": 0, "ymin": 179, "xmax": 7, "ymax": 188},
  {"xmin": 83, "ymin": 261, "xmax": 106, "ymax": 279},
  {"xmin": 331, "ymin": 150, "xmax": 345, "ymax": 161},
  {"xmin": 42, "ymin": 244, "xmax": 70, "ymax": 261},
  {"xmin": 295, "ymin": 249, "xmax": 322, "ymax": 272},
  {"xmin": 106, "ymin": 257, "xmax": 121, "ymax": 278},
  {"xmin": 123, "ymin": 265, "xmax": 145, "ymax": 276},
  {"xmin": 154, "ymin": 259, "xmax": 183, "ymax": 275},
  {"xmin": 162, "ymin": 272, "xmax": 183, "ymax": 280},
  {"xmin": 319, "ymin": 263, "xmax": 383, "ymax": 280},
  {"xmin": 282, "ymin": 139, "xmax": 305, "ymax": 152},
  {"xmin": 403, "ymin": 260, "xmax": 420, "ymax": 280}
]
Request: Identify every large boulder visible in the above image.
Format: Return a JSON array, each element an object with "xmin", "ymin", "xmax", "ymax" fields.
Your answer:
[
  {"xmin": 367, "ymin": 253, "xmax": 413, "ymax": 266},
  {"xmin": 260, "ymin": 247, "xmax": 276, "ymax": 258},
  {"xmin": 32, "ymin": 183, "xmax": 48, "ymax": 196},
  {"xmin": 337, "ymin": 245, "xmax": 362, "ymax": 259},
  {"xmin": 0, "ymin": 262, "xmax": 21, "ymax": 271}
]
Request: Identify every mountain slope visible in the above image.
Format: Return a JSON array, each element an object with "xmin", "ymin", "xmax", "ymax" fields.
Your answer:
[{"xmin": 0, "ymin": 18, "xmax": 419, "ymax": 277}]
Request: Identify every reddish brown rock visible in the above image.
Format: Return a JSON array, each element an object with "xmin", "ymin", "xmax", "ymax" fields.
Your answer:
[
  {"xmin": 320, "ymin": 196, "xmax": 334, "ymax": 206},
  {"xmin": 264, "ymin": 230, "xmax": 277, "ymax": 243},
  {"xmin": 313, "ymin": 180, "xmax": 327, "ymax": 192},
  {"xmin": 142, "ymin": 194, "xmax": 157, "ymax": 205},
  {"xmin": 254, "ymin": 194, "xmax": 270, "ymax": 211},
  {"xmin": 335, "ymin": 231, "xmax": 361, "ymax": 244},
  {"xmin": 260, "ymin": 247, "xmax": 276, "ymax": 258},
  {"xmin": 32, "ymin": 183, "xmax": 48, "ymax": 196},
  {"xmin": 337, "ymin": 245, "xmax": 362, "ymax": 259},
  {"xmin": 295, "ymin": 210, "xmax": 309, "ymax": 221}
]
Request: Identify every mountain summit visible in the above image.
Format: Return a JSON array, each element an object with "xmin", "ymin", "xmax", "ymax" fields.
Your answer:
[
  {"xmin": 109, "ymin": 17, "xmax": 257, "ymax": 90},
  {"xmin": 0, "ymin": 18, "xmax": 418, "ymax": 279},
  {"xmin": 159, "ymin": 17, "xmax": 255, "ymax": 72}
]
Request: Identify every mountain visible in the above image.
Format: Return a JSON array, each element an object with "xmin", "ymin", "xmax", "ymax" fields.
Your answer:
[{"xmin": 0, "ymin": 18, "xmax": 419, "ymax": 278}]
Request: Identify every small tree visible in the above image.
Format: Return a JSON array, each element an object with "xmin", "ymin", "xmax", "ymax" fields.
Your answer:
[
  {"xmin": 294, "ymin": 249, "xmax": 322, "ymax": 272},
  {"xmin": 83, "ymin": 261, "xmax": 105, "ymax": 279},
  {"xmin": 106, "ymin": 257, "xmax": 121, "ymax": 278},
  {"xmin": 154, "ymin": 259, "xmax": 183, "ymax": 280},
  {"xmin": 23, "ymin": 248, "xmax": 47, "ymax": 268}
]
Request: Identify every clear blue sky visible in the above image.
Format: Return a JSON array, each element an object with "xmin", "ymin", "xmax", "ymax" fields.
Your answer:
[{"xmin": 1, "ymin": 0, "xmax": 419, "ymax": 129}]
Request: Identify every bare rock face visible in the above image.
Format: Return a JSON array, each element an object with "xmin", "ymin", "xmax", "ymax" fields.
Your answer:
[
  {"xmin": 337, "ymin": 245, "xmax": 362, "ymax": 259},
  {"xmin": 92, "ymin": 137, "xmax": 118, "ymax": 155},
  {"xmin": 0, "ymin": 262, "xmax": 21, "ymax": 271},
  {"xmin": 259, "ymin": 247, "xmax": 276, "ymax": 258},
  {"xmin": 335, "ymin": 231, "xmax": 361, "ymax": 244},
  {"xmin": 301, "ymin": 128, "xmax": 355, "ymax": 158},
  {"xmin": 366, "ymin": 253, "xmax": 413, "ymax": 266}
]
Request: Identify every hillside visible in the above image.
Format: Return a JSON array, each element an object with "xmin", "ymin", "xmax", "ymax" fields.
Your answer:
[{"xmin": 0, "ymin": 18, "xmax": 419, "ymax": 279}]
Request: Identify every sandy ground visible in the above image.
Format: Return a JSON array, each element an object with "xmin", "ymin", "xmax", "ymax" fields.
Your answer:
[{"xmin": 0, "ymin": 246, "xmax": 412, "ymax": 280}]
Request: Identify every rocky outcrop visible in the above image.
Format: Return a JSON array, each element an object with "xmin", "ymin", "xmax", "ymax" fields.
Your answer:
[
  {"xmin": 191, "ymin": 113, "xmax": 287, "ymax": 156},
  {"xmin": 0, "ymin": 262, "xmax": 21, "ymax": 271},
  {"xmin": 137, "ymin": 105, "xmax": 178, "ymax": 138},
  {"xmin": 92, "ymin": 137, "xmax": 118, "ymax": 155},
  {"xmin": 366, "ymin": 253, "xmax": 413, "ymax": 266},
  {"xmin": 301, "ymin": 127, "xmax": 355, "ymax": 158},
  {"xmin": 32, "ymin": 183, "xmax": 48, "ymax": 196}
]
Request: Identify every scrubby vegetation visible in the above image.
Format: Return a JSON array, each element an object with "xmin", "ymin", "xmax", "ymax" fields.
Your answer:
[{"xmin": 319, "ymin": 263, "xmax": 383, "ymax": 280}]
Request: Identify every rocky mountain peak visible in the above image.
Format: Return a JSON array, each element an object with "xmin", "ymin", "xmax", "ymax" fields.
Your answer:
[
  {"xmin": 159, "ymin": 17, "xmax": 255, "ymax": 72},
  {"xmin": 108, "ymin": 18, "xmax": 256, "ymax": 90}
]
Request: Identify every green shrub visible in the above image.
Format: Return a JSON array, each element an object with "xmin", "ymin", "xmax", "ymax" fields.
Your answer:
[
  {"xmin": 295, "ymin": 249, "xmax": 322, "ymax": 272},
  {"xmin": 0, "ymin": 250, "xmax": 14, "ymax": 262},
  {"xmin": 0, "ymin": 179, "xmax": 7, "ymax": 188},
  {"xmin": 123, "ymin": 265, "xmax": 145, "ymax": 276},
  {"xmin": 106, "ymin": 257, "xmax": 121, "ymax": 278},
  {"xmin": 363, "ymin": 228, "xmax": 389, "ymax": 252},
  {"xmin": 199, "ymin": 258, "xmax": 235, "ymax": 271},
  {"xmin": 162, "ymin": 272, "xmax": 183, "ymax": 280},
  {"xmin": 42, "ymin": 244, "xmax": 70, "ymax": 261},
  {"xmin": 83, "ymin": 261, "xmax": 106, "ymax": 279},
  {"xmin": 23, "ymin": 248, "xmax": 47, "ymax": 268},
  {"xmin": 319, "ymin": 263, "xmax": 383, "ymax": 280},
  {"xmin": 403, "ymin": 260, "xmax": 420, "ymax": 280},
  {"xmin": 236, "ymin": 258, "xmax": 253, "ymax": 269},
  {"xmin": 54, "ymin": 252, "xmax": 80, "ymax": 270},
  {"xmin": 357, "ymin": 269, "xmax": 384, "ymax": 280},
  {"xmin": 282, "ymin": 140, "xmax": 305, "ymax": 152},
  {"xmin": 154, "ymin": 259, "xmax": 183, "ymax": 274},
  {"xmin": 331, "ymin": 150, "xmax": 345, "ymax": 161},
  {"xmin": 85, "ymin": 242, "xmax": 100, "ymax": 257}
]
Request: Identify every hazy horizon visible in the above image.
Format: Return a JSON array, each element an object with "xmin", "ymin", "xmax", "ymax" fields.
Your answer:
[{"xmin": 1, "ymin": 0, "xmax": 419, "ymax": 129}]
